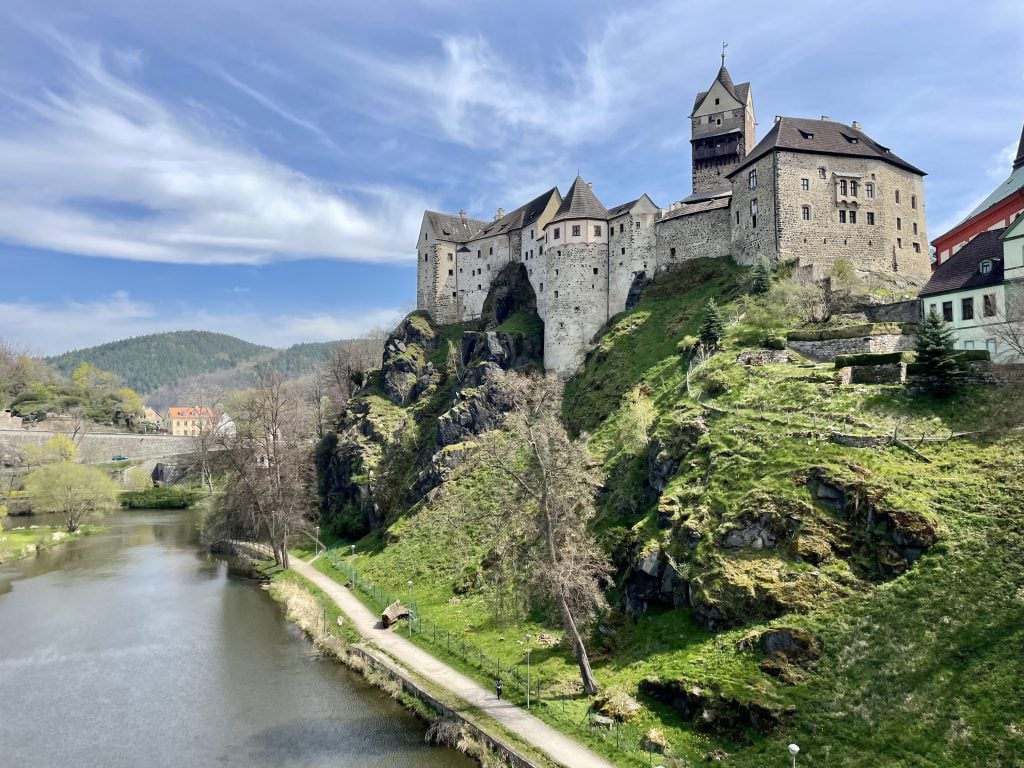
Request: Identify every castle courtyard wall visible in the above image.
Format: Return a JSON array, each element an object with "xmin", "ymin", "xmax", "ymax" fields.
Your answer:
[{"xmin": 655, "ymin": 206, "xmax": 732, "ymax": 268}]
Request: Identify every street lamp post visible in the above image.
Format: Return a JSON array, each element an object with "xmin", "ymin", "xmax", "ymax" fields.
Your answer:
[
  {"xmin": 525, "ymin": 632, "xmax": 531, "ymax": 710},
  {"xmin": 315, "ymin": 525, "xmax": 321, "ymax": 556},
  {"xmin": 407, "ymin": 580, "xmax": 414, "ymax": 637},
  {"xmin": 350, "ymin": 544, "xmax": 355, "ymax": 569},
  {"xmin": 788, "ymin": 743, "xmax": 800, "ymax": 768}
]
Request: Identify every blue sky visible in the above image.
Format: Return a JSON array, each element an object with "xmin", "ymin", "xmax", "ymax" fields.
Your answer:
[{"xmin": 0, "ymin": 0, "xmax": 1022, "ymax": 355}]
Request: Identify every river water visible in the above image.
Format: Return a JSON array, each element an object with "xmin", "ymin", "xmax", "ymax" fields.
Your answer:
[{"xmin": 0, "ymin": 509, "xmax": 475, "ymax": 768}]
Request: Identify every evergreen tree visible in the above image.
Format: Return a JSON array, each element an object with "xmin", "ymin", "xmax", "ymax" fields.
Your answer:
[
  {"xmin": 750, "ymin": 259, "xmax": 771, "ymax": 296},
  {"xmin": 914, "ymin": 309, "xmax": 961, "ymax": 396},
  {"xmin": 699, "ymin": 298, "xmax": 726, "ymax": 351}
]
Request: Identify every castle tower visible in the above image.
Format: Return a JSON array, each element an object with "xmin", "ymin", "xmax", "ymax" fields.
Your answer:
[
  {"xmin": 542, "ymin": 176, "xmax": 610, "ymax": 375},
  {"xmin": 689, "ymin": 48, "xmax": 755, "ymax": 200}
]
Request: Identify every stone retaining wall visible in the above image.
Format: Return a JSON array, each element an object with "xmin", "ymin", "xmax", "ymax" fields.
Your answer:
[
  {"xmin": 788, "ymin": 333, "xmax": 916, "ymax": 363},
  {"xmin": 850, "ymin": 362, "xmax": 906, "ymax": 384},
  {"xmin": 0, "ymin": 429, "xmax": 195, "ymax": 465}
]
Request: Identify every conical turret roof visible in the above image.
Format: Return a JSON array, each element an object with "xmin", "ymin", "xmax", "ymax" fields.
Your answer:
[{"xmin": 548, "ymin": 176, "xmax": 608, "ymax": 225}]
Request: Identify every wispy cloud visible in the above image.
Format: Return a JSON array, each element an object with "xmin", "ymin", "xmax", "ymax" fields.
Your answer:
[
  {"xmin": 0, "ymin": 29, "xmax": 426, "ymax": 266},
  {"xmin": 0, "ymin": 292, "xmax": 402, "ymax": 356}
]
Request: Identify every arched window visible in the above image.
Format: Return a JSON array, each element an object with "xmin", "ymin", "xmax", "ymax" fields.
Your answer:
[{"xmin": 801, "ymin": 205, "xmax": 811, "ymax": 221}]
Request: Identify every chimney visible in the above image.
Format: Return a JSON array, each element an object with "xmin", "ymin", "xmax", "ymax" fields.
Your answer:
[
  {"xmin": 852, "ymin": 120, "xmax": 862, "ymax": 131},
  {"xmin": 459, "ymin": 209, "xmax": 467, "ymax": 223},
  {"xmin": 497, "ymin": 207, "xmax": 505, "ymax": 219},
  {"xmin": 587, "ymin": 182, "xmax": 593, "ymax": 190},
  {"xmin": 774, "ymin": 115, "xmax": 782, "ymax": 123},
  {"xmin": 821, "ymin": 115, "xmax": 831, "ymax": 121}
]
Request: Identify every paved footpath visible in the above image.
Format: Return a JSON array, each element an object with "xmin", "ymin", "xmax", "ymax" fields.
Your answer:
[{"xmin": 290, "ymin": 558, "xmax": 616, "ymax": 768}]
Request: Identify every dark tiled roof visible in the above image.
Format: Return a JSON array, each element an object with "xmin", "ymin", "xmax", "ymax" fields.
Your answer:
[
  {"xmin": 727, "ymin": 117, "xmax": 925, "ymax": 177},
  {"xmin": 548, "ymin": 176, "xmax": 609, "ymax": 224},
  {"xmin": 658, "ymin": 197, "xmax": 731, "ymax": 222},
  {"xmin": 607, "ymin": 198, "xmax": 639, "ymax": 218},
  {"xmin": 471, "ymin": 187, "xmax": 560, "ymax": 241},
  {"xmin": 678, "ymin": 188, "xmax": 733, "ymax": 205},
  {"xmin": 920, "ymin": 229, "xmax": 1005, "ymax": 297},
  {"xmin": 425, "ymin": 211, "xmax": 488, "ymax": 243}
]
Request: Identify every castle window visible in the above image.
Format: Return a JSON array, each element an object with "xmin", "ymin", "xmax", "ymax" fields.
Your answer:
[
  {"xmin": 448, "ymin": 253, "xmax": 453, "ymax": 261},
  {"xmin": 448, "ymin": 269, "xmax": 454, "ymax": 275},
  {"xmin": 942, "ymin": 301, "xmax": 953, "ymax": 322},
  {"xmin": 801, "ymin": 205, "xmax": 810, "ymax": 221},
  {"xmin": 897, "ymin": 237, "xmax": 903, "ymax": 248},
  {"xmin": 867, "ymin": 212, "xmax": 875, "ymax": 225},
  {"xmin": 424, "ymin": 233, "xmax": 428, "ymax": 241},
  {"xmin": 539, "ymin": 283, "xmax": 543, "ymax": 292},
  {"xmin": 849, "ymin": 210, "xmax": 857, "ymax": 224},
  {"xmin": 748, "ymin": 169, "xmax": 757, "ymax": 189},
  {"xmin": 839, "ymin": 179, "xmax": 847, "ymax": 195},
  {"xmin": 452, "ymin": 291, "xmax": 457, "ymax": 298},
  {"xmin": 850, "ymin": 181, "xmax": 858, "ymax": 197},
  {"xmin": 530, "ymin": 229, "xmax": 534, "ymax": 238},
  {"xmin": 554, "ymin": 291, "xmax": 559, "ymax": 298},
  {"xmin": 594, "ymin": 225, "xmax": 602, "ymax": 237},
  {"xmin": 865, "ymin": 182, "xmax": 874, "ymax": 198},
  {"xmin": 913, "ymin": 222, "xmax": 918, "ymax": 235},
  {"xmin": 839, "ymin": 210, "xmax": 847, "ymax": 224},
  {"xmin": 424, "ymin": 254, "xmax": 429, "ymax": 262},
  {"xmin": 750, "ymin": 198, "xmax": 757, "ymax": 228},
  {"xmin": 897, "ymin": 217, "xmax": 902, "ymax": 230},
  {"xmin": 539, "ymin": 245, "xmax": 543, "ymax": 254},
  {"xmin": 714, "ymin": 97, "xmax": 719, "ymax": 105},
  {"xmin": 716, "ymin": 118, "xmax": 722, "ymax": 126},
  {"xmin": 593, "ymin": 267, "xmax": 599, "ymax": 275},
  {"xmin": 555, "ymin": 269, "xmax": 559, "ymax": 276},
  {"xmin": 800, "ymin": 178, "xmax": 809, "ymax": 191},
  {"xmin": 621, "ymin": 247, "xmax": 626, "ymax": 255},
  {"xmin": 489, "ymin": 246, "xmax": 493, "ymax": 255},
  {"xmin": 670, "ymin": 247, "xmax": 676, "ymax": 258},
  {"xmin": 572, "ymin": 225, "xmax": 581, "ymax": 237},
  {"xmin": 911, "ymin": 195, "xmax": 917, "ymax": 210},
  {"xmin": 984, "ymin": 293, "xmax": 998, "ymax": 317},
  {"xmin": 554, "ymin": 227, "xmax": 560, "ymax": 239},
  {"xmin": 619, "ymin": 224, "xmax": 624, "ymax": 234},
  {"xmin": 736, "ymin": 211, "xmax": 740, "ymax": 225},
  {"xmin": 636, "ymin": 221, "xmax": 641, "ymax": 231},
  {"xmin": 913, "ymin": 242, "xmax": 921, "ymax": 253},
  {"xmin": 818, "ymin": 167, "xmax": 827, "ymax": 179},
  {"xmin": 477, "ymin": 250, "xmax": 481, "ymax": 257},
  {"xmin": 895, "ymin": 190, "xmax": 901, "ymax": 204}
]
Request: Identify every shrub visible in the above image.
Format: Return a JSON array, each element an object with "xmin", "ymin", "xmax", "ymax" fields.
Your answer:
[
  {"xmin": 120, "ymin": 486, "xmax": 201, "ymax": 509},
  {"xmin": 701, "ymin": 371, "xmax": 730, "ymax": 397},
  {"xmin": 834, "ymin": 352, "xmax": 915, "ymax": 369},
  {"xmin": 763, "ymin": 335, "xmax": 787, "ymax": 350},
  {"xmin": 676, "ymin": 335, "xmax": 699, "ymax": 355},
  {"xmin": 954, "ymin": 349, "xmax": 991, "ymax": 362}
]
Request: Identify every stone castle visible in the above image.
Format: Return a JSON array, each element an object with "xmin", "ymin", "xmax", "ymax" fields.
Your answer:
[{"xmin": 416, "ymin": 58, "xmax": 932, "ymax": 374}]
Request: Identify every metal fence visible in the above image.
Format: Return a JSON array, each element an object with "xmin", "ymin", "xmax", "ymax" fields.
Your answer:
[{"xmin": 327, "ymin": 551, "xmax": 697, "ymax": 767}]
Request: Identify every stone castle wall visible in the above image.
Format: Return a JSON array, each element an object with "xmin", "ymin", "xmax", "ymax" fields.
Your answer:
[
  {"xmin": 656, "ymin": 206, "xmax": 732, "ymax": 268},
  {"xmin": 0, "ymin": 429, "xmax": 195, "ymax": 465},
  {"xmin": 608, "ymin": 211, "xmax": 656, "ymax": 312},
  {"xmin": 787, "ymin": 333, "xmax": 917, "ymax": 363},
  {"xmin": 774, "ymin": 153, "xmax": 930, "ymax": 280},
  {"xmin": 544, "ymin": 238, "xmax": 610, "ymax": 374},
  {"xmin": 729, "ymin": 152, "xmax": 778, "ymax": 265}
]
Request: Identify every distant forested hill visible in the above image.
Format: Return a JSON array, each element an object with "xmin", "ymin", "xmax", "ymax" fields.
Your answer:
[{"xmin": 48, "ymin": 331, "xmax": 273, "ymax": 394}]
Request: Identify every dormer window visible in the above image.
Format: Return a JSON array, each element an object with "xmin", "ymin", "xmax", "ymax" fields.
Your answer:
[
  {"xmin": 979, "ymin": 259, "xmax": 993, "ymax": 274},
  {"xmin": 800, "ymin": 129, "xmax": 814, "ymax": 140},
  {"xmin": 842, "ymin": 133, "xmax": 859, "ymax": 144}
]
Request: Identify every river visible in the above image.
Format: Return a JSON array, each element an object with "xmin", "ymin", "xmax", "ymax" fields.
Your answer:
[{"xmin": 0, "ymin": 509, "xmax": 476, "ymax": 768}]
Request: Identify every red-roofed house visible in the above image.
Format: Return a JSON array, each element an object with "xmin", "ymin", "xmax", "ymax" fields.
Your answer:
[
  {"xmin": 932, "ymin": 124, "xmax": 1024, "ymax": 268},
  {"xmin": 164, "ymin": 406, "xmax": 217, "ymax": 437}
]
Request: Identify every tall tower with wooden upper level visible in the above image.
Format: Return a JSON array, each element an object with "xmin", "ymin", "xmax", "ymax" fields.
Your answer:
[{"xmin": 689, "ymin": 46, "xmax": 756, "ymax": 200}]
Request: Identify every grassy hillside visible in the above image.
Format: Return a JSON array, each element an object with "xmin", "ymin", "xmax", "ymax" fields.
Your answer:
[
  {"xmin": 319, "ymin": 258, "xmax": 1024, "ymax": 767},
  {"xmin": 48, "ymin": 331, "xmax": 272, "ymax": 394}
]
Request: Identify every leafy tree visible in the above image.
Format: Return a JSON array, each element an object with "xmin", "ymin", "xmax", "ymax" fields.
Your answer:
[
  {"xmin": 698, "ymin": 298, "xmax": 726, "ymax": 351},
  {"xmin": 620, "ymin": 384, "xmax": 657, "ymax": 451},
  {"xmin": 24, "ymin": 462, "xmax": 118, "ymax": 532},
  {"xmin": 450, "ymin": 374, "xmax": 611, "ymax": 695},
  {"xmin": 914, "ymin": 309, "xmax": 961, "ymax": 396},
  {"xmin": 750, "ymin": 259, "xmax": 771, "ymax": 296},
  {"xmin": 22, "ymin": 435, "xmax": 78, "ymax": 468}
]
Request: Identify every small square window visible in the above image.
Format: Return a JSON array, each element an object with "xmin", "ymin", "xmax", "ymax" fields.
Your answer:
[
  {"xmin": 913, "ymin": 242, "xmax": 921, "ymax": 253},
  {"xmin": 572, "ymin": 225, "xmax": 581, "ymax": 237},
  {"xmin": 593, "ymin": 267, "xmax": 599, "ymax": 275},
  {"xmin": 867, "ymin": 212, "xmax": 875, "ymax": 225},
  {"xmin": 800, "ymin": 178, "xmax": 809, "ymax": 191},
  {"xmin": 448, "ymin": 269, "xmax": 454, "ymax": 276},
  {"xmin": 594, "ymin": 225, "xmax": 602, "ymax": 236},
  {"xmin": 554, "ymin": 227, "xmax": 560, "ymax": 239}
]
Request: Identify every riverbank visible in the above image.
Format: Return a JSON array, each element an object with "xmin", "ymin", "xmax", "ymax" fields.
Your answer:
[
  {"xmin": 263, "ymin": 556, "xmax": 615, "ymax": 768},
  {"xmin": 0, "ymin": 524, "xmax": 99, "ymax": 563}
]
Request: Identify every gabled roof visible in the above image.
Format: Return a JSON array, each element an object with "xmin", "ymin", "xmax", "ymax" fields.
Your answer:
[
  {"xmin": 691, "ymin": 64, "xmax": 750, "ymax": 116},
  {"xmin": 607, "ymin": 198, "xmax": 639, "ymax": 218},
  {"xmin": 920, "ymin": 229, "xmax": 1005, "ymax": 297},
  {"xmin": 727, "ymin": 117, "xmax": 925, "ymax": 177},
  {"xmin": 1014, "ymin": 123, "xmax": 1024, "ymax": 172},
  {"xmin": 658, "ymin": 196, "xmax": 731, "ymax": 223},
  {"xmin": 425, "ymin": 211, "xmax": 488, "ymax": 243},
  {"xmin": 548, "ymin": 176, "xmax": 609, "ymax": 225},
  {"xmin": 470, "ymin": 187, "xmax": 560, "ymax": 241},
  {"xmin": 956, "ymin": 166, "xmax": 1024, "ymax": 228}
]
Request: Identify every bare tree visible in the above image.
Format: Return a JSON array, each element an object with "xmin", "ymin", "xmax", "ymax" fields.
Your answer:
[
  {"xmin": 322, "ymin": 328, "xmax": 388, "ymax": 411},
  {"xmin": 986, "ymin": 290, "xmax": 1024, "ymax": 361},
  {"xmin": 449, "ymin": 374, "xmax": 610, "ymax": 695},
  {"xmin": 184, "ymin": 384, "xmax": 226, "ymax": 495},
  {"xmin": 215, "ymin": 367, "xmax": 314, "ymax": 569}
]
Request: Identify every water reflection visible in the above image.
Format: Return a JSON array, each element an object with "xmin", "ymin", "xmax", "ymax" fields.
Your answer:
[{"xmin": 0, "ymin": 509, "xmax": 474, "ymax": 768}]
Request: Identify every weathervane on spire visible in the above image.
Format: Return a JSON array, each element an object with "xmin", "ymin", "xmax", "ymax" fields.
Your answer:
[{"xmin": 721, "ymin": 41, "xmax": 728, "ymax": 66}]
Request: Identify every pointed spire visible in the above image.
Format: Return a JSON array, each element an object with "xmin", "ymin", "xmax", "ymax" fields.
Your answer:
[
  {"xmin": 721, "ymin": 41, "xmax": 728, "ymax": 66},
  {"xmin": 715, "ymin": 44, "xmax": 737, "ymax": 99},
  {"xmin": 1014, "ymin": 122, "xmax": 1024, "ymax": 171}
]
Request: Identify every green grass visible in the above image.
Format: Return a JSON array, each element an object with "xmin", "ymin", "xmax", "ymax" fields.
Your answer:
[{"xmin": 319, "ymin": 258, "xmax": 1024, "ymax": 766}]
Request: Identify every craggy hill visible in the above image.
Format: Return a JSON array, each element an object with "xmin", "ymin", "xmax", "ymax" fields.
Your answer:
[{"xmin": 315, "ymin": 257, "xmax": 1024, "ymax": 767}]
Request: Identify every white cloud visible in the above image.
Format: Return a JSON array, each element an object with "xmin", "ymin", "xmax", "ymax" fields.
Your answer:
[
  {"xmin": 0, "ymin": 293, "xmax": 402, "ymax": 356},
  {"xmin": 0, "ymin": 30, "xmax": 427, "ymax": 265}
]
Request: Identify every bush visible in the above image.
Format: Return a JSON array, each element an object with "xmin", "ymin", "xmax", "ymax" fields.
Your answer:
[
  {"xmin": 763, "ymin": 335, "xmax": 787, "ymax": 350},
  {"xmin": 954, "ymin": 349, "xmax": 991, "ymax": 362},
  {"xmin": 834, "ymin": 352, "xmax": 915, "ymax": 369},
  {"xmin": 788, "ymin": 323, "xmax": 917, "ymax": 342},
  {"xmin": 120, "ymin": 486, "xmax": 201, "ymax": 509},
  {"xmin": 676, "ymin": 335, "xmax": 699, "ymax": 355},
  {"xmin": 700, "ymin": 371, "xmax": 730, "ymax": 397}
]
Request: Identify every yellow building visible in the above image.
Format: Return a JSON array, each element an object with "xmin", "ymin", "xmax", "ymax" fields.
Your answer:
[{"xmin": 165, "ymin": 407, "xmax": 217, "ymax": 437}]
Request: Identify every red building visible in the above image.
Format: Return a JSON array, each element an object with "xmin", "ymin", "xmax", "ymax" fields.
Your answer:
[{"xmin": 932, "ymin": 125, "xmax": 1024, "ymax": 268}]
